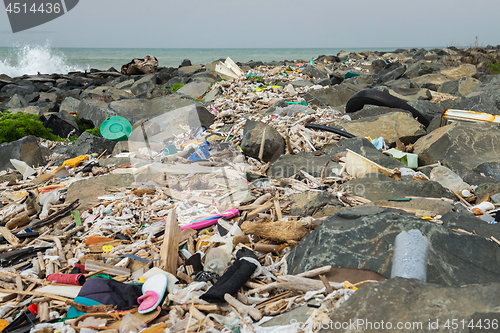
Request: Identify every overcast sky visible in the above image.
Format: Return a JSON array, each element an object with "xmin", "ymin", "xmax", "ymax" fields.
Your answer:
[{"xmin": 1, "ymin": 0, "xmax": 499, "ymax": 49}]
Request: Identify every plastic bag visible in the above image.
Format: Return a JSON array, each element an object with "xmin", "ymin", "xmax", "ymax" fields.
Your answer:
[{"xmin": 118, "ymin": 313, "xmax": 146, "ymax": 333}]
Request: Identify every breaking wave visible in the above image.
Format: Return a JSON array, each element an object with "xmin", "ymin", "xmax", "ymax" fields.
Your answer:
[{"xmin": 0, "ymin": 43, "xmax": 85, "ymax": 77}]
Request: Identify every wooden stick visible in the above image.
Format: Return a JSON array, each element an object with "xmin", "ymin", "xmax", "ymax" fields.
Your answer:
[
  {"xmin": 274, "ymin": 200, "xmax": 282, "ymax": 220},
  {"xmin": 451, "ymin": 190, "xmax": 472, "ymax": 207},
  {"xmin": 225, "ymin": 294, "xmax": 262, "ymax": 321},
  {"xmin": 160, "ymin": 210, "xmax": 180, "ymax": 275},
  {"xmin": 319, "ymin": 275, "xmax": 334, "ymax": 294},
  {"xmin": 296, "ymin": 266, "xmax": 332, "ymax": 278},
  {"xmin": 251, "ymin": 244, "xmax": 280, "ymax": 253},
  {"xmin": 258, "ymin": 128, "xmax": 267, "ymax": 163},
  {"xmin": 491, "ymin": 236, "xmax": 500, "ymax": 246},
  {"xmin": 229, "ymin": 305, "xmax": 254, "ymax": 332},
  {"xmin": 0, "ymin": 227, "xmax": 19, "ymax": 246},
  {"xmin": 247, "ymin": 201, "xmax": 274, "ymax": 220}
]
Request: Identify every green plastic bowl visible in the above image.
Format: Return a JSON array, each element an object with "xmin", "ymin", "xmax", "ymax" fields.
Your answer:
[{"xmin": 100, "ymin": 116, "xmax": 132, "ymax": 142}]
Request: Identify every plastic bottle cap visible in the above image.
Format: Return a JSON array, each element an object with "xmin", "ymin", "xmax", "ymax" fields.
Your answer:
[{"xmin": 462, "ymin": 189, "xmax": 471, "ymax": 197}]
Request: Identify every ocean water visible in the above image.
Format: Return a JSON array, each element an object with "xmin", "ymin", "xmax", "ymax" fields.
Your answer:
[{"xmin": 0, "ymin": 44, "xmax": 414, "ymax": 77}]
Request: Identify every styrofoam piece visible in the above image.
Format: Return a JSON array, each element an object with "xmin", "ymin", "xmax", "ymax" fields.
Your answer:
[
  {"xmin": 36, "ymin": 285, "xmax": 82, "ymax": 298},
  {"xmin": 10, "ymin": 159, "xmax": 36, "ymax": 180},
  {"xmin": 224, "ymin": 57, "xmax": 243, "ymax": 77},
  {"xmin": 215, "ymin": 63, "xmax": 239, "ymax": 80}
]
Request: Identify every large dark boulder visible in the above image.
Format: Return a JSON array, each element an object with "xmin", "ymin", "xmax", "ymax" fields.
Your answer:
[
  {"xmin": 414, "ymin": 122, "xmax": 500, "ymax": 185},
  {"xmin": 287, "ymin": 206, "xmax": 500, "ymax": 287},
  {"xmin": 0, "ymin": 136, "xmax": 46, "ymax": 171},
  {"xmin": 240, "ymin": 120, "xmax": 285, "ymax": 163},
  {"xmin": 324, "ymin": 278, "xmax": 500, "ymax": 333}
]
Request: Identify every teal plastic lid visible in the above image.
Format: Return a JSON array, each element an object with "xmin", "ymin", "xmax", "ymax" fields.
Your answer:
[{"xmin": 100, "ymin": 116, "xmax": 132, "ymax": 142}]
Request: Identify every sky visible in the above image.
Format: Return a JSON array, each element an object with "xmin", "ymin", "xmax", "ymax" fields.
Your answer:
[{"xmin": 1, "ymin": 0, "xmax": 500, "ymax": 49}]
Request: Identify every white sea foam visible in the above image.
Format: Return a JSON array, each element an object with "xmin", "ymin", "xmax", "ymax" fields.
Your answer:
[{"xmin": 0, "ymin": 43, "xmax": 86, "ymax": 77}]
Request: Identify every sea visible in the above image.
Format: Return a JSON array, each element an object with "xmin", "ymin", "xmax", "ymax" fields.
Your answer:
[{"xmin": 0, "ymin": 44, "xmax": 424, "ymax": 78}]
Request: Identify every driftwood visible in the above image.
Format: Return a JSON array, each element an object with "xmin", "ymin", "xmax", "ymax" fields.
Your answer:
[
  {"xmin": 225, "ymin": 293, "xmax": 262, "ymax": 321},
  {"xmin": 241, "ymin": 220, "xmax": 309, "ymax": 242},
  {"xmin": 160, "ymin": 210, "xmax": 180, "ymax": 275}
]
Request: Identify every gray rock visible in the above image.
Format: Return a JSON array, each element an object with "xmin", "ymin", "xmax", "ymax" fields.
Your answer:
[
  {"xmin": 130, "ymin": 74, "xmax": 156, "ymax": 96},
  {"xmin": 288, "ymin": 191, "xmax": 342, "ymax": 217},
  {"xmin": 56, "ymin": 110, "xmax": 79, "ymax": 129},
  {"xmin": 304, "ymin": 84, "xmax": 356, "ymax": 107},
  {"xmin": 65, "ymin": 132, "xmax": 117, "ymax": 159},
  {"xmin": 203, "ymin": 87, "xmax": 220, "ymax": 102},
  {"xmin": 290, "ymin": 80, "xmax": 313, "ymax": 88},
  {"xmin": 189, "ymin": 71, "xmax": 217, "ymax": 83},
  {"xmin": 240, "ymin": 120, "xmax": 285, "ymax": 163},
  {"xmin": 407, "ymin": 100, "xmax": 445, "ymax": 122},
  {"xmin": 492, "ymin": 192, "xmax": 500, "ymax": 203},
  {"xmin": 440, "ymin": 80, "xmax": 460, "ymax": 96},
  {"xmin": 441, "ymin": 211, "xmax": 500, "ymax": 240},
  {"xmin": 174, "ymin": 81, "xmax": 211, "ymax": 99},
  {"xmin": 269, "ymin": 138, "xmax": 403, "ymax": 179},
  {"xmin": 7, "ymin": 106, "xmax": 40, "ymax": 115},
  {"xmin": 59, "ymin": 97, "xmax": 81, "ymax": 113},
  {"xmin": 313, "ymin": 78, "xmax": 331, "ymax": 86},
  {"xmin": 341, "ymin": 174, "xmax": 456, "ymax": 201},
  {"xmin": 475, "ymin": 183, "xmax": 500, "ymax": 200},
  {"xmin": 106, "ymin": 95, "xmax": 197, "ymax": 126},
  {"xmin": 454, "ymin": 94, "xmax": 500, "ymax": 115},
  {"xmin": 380, "ymin": 64, "xmax": 406, "ymax": 82},
  {"xmin": 126, "ymin": 104, "xmax": 215, "ymax": 145},
  {"xmin": 111, "ymin": 141, "xmax": 129, "ymax": 156},
  {"xmin": 268, "ymin": 151, "xmax": 342, "ymax": 179},
  {"xmin": 347, "ymin": 106, "xmax": 412, "ymax": 120},
  {"xmin": 180, "ymin": 59, "xmax": 192, "ymax": 67},
  {"xmin": 301, "ymin": 65, "xmax": 328, "ymax": 80},
  {"xmin": 178, "ymin": 65, "xmax": 204, "ymax": 77},
  {"xmin": 414, "ymin": 122, "xmax": 500, "ymax": 185},
  {"xmin": 337, "ymin": 111, "xmax": 426, "ymax": 146},
  {"xmin": 41, "ymin": 113, "xmax": 81, "ymax": 139},
  {"xmin": 0, "ymin": 136, "xmax": 46, "ymax": 171},
  {"xmin": 458, "ymin": 77, "xmax": 482, "ymax": 96},
  {"xmin": 164, "ymin": 76, "xmax": 189, "ymax": 89},
  {"xmin": 406, "ymin": 59, "xmax": 439, "ymax": 78},
  {"xmin": 388, "ymin": 87, "xmax": 432, "ymax": 101},
  {"xmin": 342, "ymin": 75, "xmax": 376, "ymax": 91},
  {"xmin": 66, "ymin": 173, "xmax": 135, "ymax": 210},
  {"xmin": 114, "ymin": 79, "xmax": 135, "ymax": 90},
  {"xmin": 77, "ymin": 98, "xmax": 112, "ymax": 128},
  {"xmin": 324, "ymin": 277, "xmax": 500, "ymax": 333},
  {"xmin": 287, "ymin": 206, "xmax": 500, "ymax": 286},
  {"xmin": 81, "ymin": 86, "xmax": 133, "ymax": 101},
  {"xmin": 5, "ymin": 94, "xmax": 28, "ymax": 109}
]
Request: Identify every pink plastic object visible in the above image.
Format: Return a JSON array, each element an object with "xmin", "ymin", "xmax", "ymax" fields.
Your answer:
[
  {"xmin": 138, "ymin": 291, "xmax": 158, "ymax": 312},
  {"xmin": 211, "ymin": 105, "xmax": 219, "ymax": 114},
  {"xmin": 181, "ymin": 209, "xmax": 239, "ymax": 231}
]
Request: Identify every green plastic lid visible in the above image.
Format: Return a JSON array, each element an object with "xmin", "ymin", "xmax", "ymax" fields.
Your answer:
[{"xmin": 100, "ymin": 116, "xmax": 132, "ymax": 142}]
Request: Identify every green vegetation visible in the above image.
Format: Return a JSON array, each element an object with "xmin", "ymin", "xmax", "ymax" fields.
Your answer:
[
  {"xmin": 75, "ymin": 116, "xmax": 94, "ymax": 133},
  {"xmin": 168, "ymin": 83, "xmax": 185, "ymax": 93},
  {"xmin": 248, "ymin": 75, "xmax": 264, "ymax": 82},
  {"xmin": 85, "ymin": 126, "xmax": 102, "ymax": 137},
  {"xmin": 0, "ymin": 111, "xmax": 63, "ymax": 144},
  {"xmin": 486, "ymin": 63, "xmax": 500, "ymax": 75}
]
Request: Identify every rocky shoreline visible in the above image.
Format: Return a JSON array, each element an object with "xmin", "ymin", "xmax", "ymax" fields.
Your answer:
[{"xmin": 1, "ymin": 46, "xmax": 500, "ymax": 332}]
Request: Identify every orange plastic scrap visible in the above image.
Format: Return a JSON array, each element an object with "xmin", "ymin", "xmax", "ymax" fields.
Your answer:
[
  {"xmin": 85, "ymin": 235, "xmax": 115, "ymax": 246},
  {"xmin": 62, "ymin": 155, "xmax": 89, "ymax": 168}
]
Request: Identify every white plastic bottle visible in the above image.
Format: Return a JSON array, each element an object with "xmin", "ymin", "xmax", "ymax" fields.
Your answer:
[
  {"xmin": 391, "ymin": 230, "xmax": 430, "ymax": 282},
  {"xmin": 430, "ymin": 166, "xmax": 471, "ymax": 197}
]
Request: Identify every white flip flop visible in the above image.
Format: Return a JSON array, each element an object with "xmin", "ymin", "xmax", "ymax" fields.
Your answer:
[{"xmin": 138, "ymin": 273, "xmax": 168, "ymax": 314}]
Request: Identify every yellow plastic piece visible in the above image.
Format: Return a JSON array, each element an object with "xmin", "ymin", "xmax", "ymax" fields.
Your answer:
[
  {"xmin": 196, "ymin": 235, "xmax": 211, "ymax": 252},
  {"xmin": 421, "ymin": 216, "xmax": 433, "ymax": 221},
  {"xmin": 344, "ymin": 281, "xmax": 358, "ymax": 291},
  {"xmin": 138, "ymin": 277, "xmax": 146, "ymax": 283},
  {"xmin": 62, "ymin": 155, "xmax": 89, "ymax": 168},
  {"xmin": 102, "ymin": 245, "xmax": 114, "ymax": 253},
  {"xmin": 0, "ymin": 319, "xmax": 10, "ymax": 331}
]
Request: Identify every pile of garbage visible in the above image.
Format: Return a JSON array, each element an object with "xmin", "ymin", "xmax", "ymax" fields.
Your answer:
[{"xmin": 1, "ymin": 46, "xmax": 500, "ymax": 332}]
